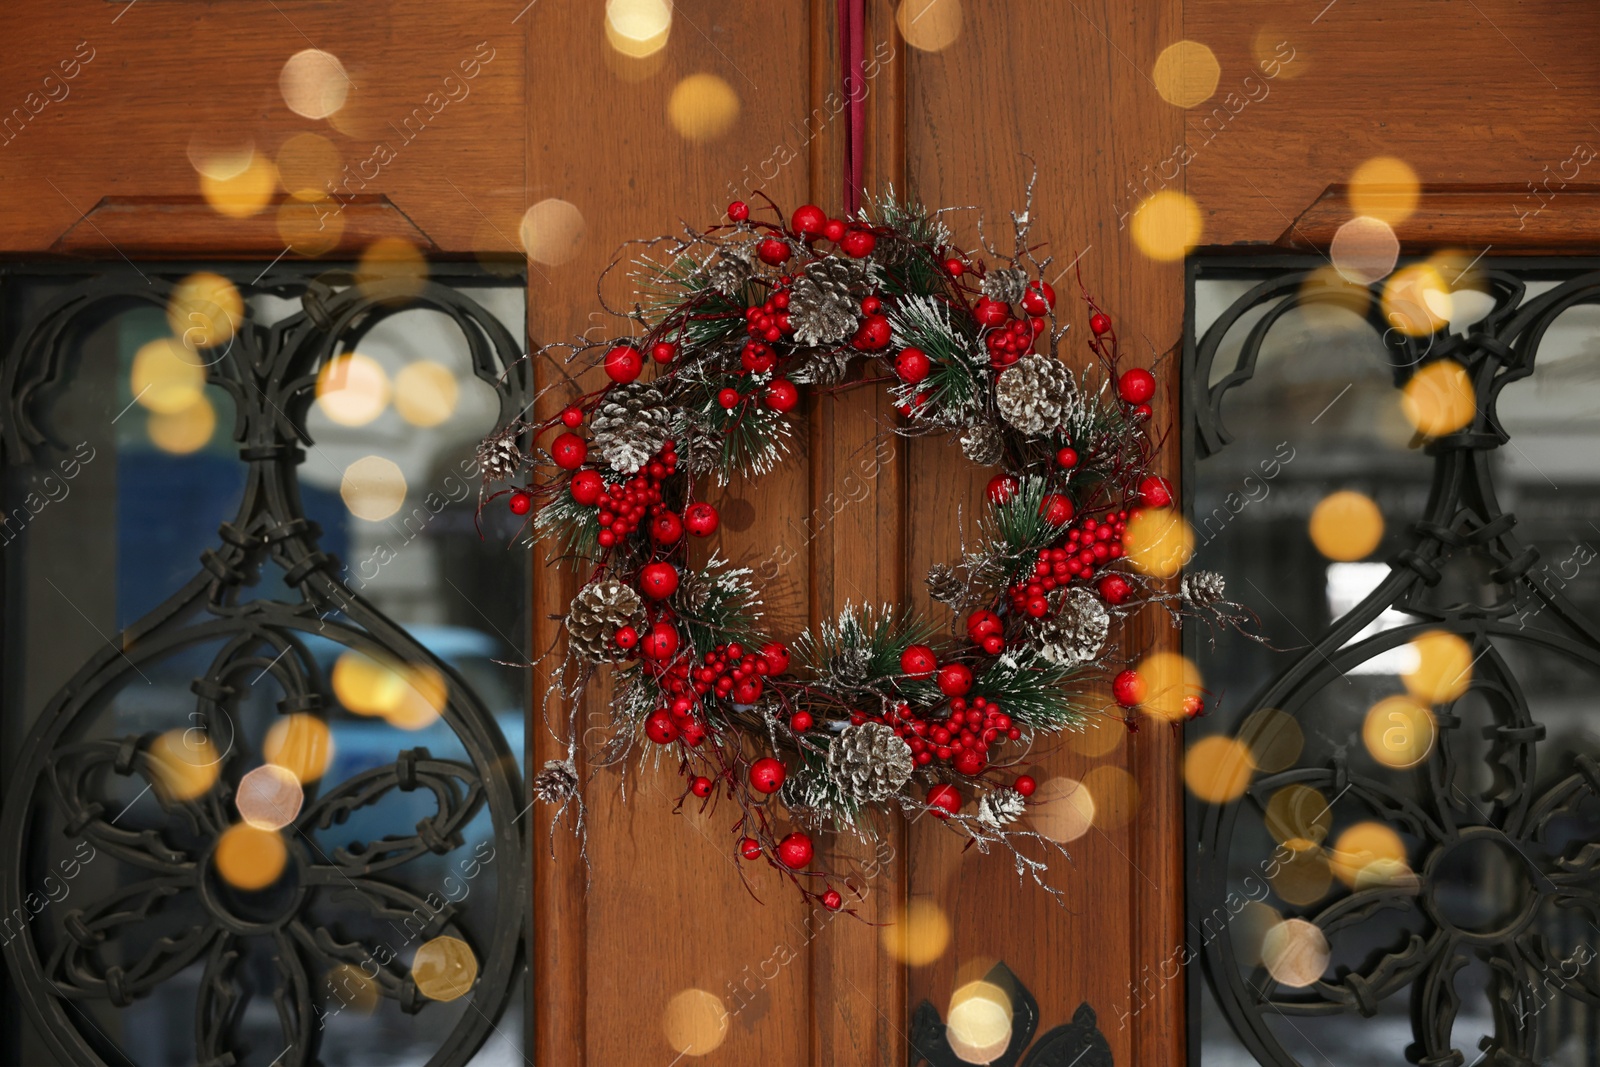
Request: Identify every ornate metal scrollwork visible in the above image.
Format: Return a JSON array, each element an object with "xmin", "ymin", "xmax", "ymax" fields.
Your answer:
[
  {"xmin": 1187, "ymin": 260, "xmax": 1600, "ymax": 1065},
  {"xmin": 0, "ymin": 265, "xmax": 529, "ymax": 1066},
  {"xmin": 909, "ymin": 961, "xmax": 1113, "ymax": 1066}
]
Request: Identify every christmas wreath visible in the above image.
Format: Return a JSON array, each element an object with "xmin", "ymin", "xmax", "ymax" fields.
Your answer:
[{"xmin": 479, "ymin": 185, "xmax": 1236, "ymax": 910}]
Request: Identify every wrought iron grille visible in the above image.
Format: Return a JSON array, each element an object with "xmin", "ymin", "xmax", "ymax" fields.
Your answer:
[
  {"xmin": 0, "ymin": 262, "xmax": 531, "ymax": 1066},
  {"xmin": 1184, "ymin": 257, "xmax": 1600, "ymax": 1065}
]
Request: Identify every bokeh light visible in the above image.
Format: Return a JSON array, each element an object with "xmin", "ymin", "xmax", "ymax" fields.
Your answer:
[
  {"xmin": 1308, "ymin": 490, "xmax": 1383, "ymax": 561},
  {"xmin": 605, "ymin": 0, "xmax": 672, "ymax": 58},
  {"xmin": 167, "ymin": 272, "xmax": 243, "ymax": 351},
  {"xmin": 357, "ymin": 237, "xmax": 429, "ymax": 304},
  {"xmin": 1082, "ymin": 764, "xmax": 1139, "ymax": 830},
  {"xmin": 1264, "ymin": 784, "xmax": 1332, "ymax": 851},
  {"xmin": 1235, "ymin": 901, "xmax": 1284, "ymax": 967},
  {"xmin": 413, "ymin": 936, "xmax": 479, "ymax": 1002},
  {"xmin": 132, "ymin": 337, "xmax": 206, "ymax": 414},
  {"xmin": 667, "ymin": 74, "xmax": 740, "ymax": 142},
  {"xmin": 148, "ymin": 728, "xmax": 221, "ymax": 801},
  {"xmin": 331, "ymin": 650, "xmax": 447, "ymax": 729},
  {"xmin": 340, "ymin": 456, "xmax": 408, "ymax": 521},
  {"xmin": 1402, "ymin": 630, "xmax": 1473, "ymax": 704},
  {"xmin": 201, "ymin": 154, "xmax": 279, "ymax": 220},
  {"xmin": 520, "ymin": 199, "xmax": 587, "ymax": 267},
  {"xmin": 1402, "ymin": 360, "xmax": 1477, "ymax": 437},
  {"xmin": 276, "ymin": 132, "xmax": 343, "ymax": 201},
  {"xmin": 148, "ymin": 396, "xmax": 217, "ymax": 454},
  {"xmin": 187, "ymin": 136, "xmax": 256, "ymax": 182},
  {"xmin": 946, "ymin": 980, "xmax": 1012, "ymax": 1065},
  {"xmin": 1269, "ymin": 847, "xmax": 1332, "ymax": 906},
  {"xmin": 214, "ymin": 824, "xmax": 287, "ymax": 890},
  {"xmin": 1152, "ymin": 41, "xmax": 1221, "ymax": 108},
  {"xmin": 237, "ymin": 764, "xmax": 304, "ymax": 830},
  {"xmin": 280, "ymin": 49, "xmax": 350, "ymax": 120},
  {"xmin": 326, "ymin": 963, "xmax": 380, "ymax": 1016},
  {"xmin": 1130, "ymin": 190, "xmax": 1203, "ymax": 262},
  {"xmin": 1261, "ymin": 918, "xmax": 1330, "ymax": 988},
  {"xmin": 1349, "ymin": 156, "xmax": 1420, "ymax": 225},
  {"xmin": 1330, "ymin": 821, "xmax": 1412, "ymax": 888},
  {"xmin": 316, "ymin": 352, "xmax": 391, "ymax": 427},
  {"xmin": 1068, "ymin": 716, "xmax": 1124, "ymax": 757},
  {"xmin": 1237, "ymin": 708, "xmax": 1303, "ymax": 773},
  {"xmin": 1296, "ymin": 264, "xmax": 1373, "ymax": 326},
  {"xmin": 395, "ymin": 361, "xmax": 459, "ymax": 427},
  {"xmin": 1363, "ymin": 694, "xmax": 1436, "ymax": 768},
  {"xmin": 277, "ymin": 198, "xmax": 344, "ymax": 257},
  {"xmin": 1136, "ymin": 651, "xmax": 1203, "ymax": 723},
  {"xmin": 263, "ymin": 714, "xmax": 334, "ymax": 782},
  {"xmin": 662, "ymin": 988, "xmax": 729, "ymax": 1056},
  {"xmin": 882, "ymin": 900, "xmax": 952, "ymax": 966},
  {"xmin": 1330, "ymin": 216, "xmax": 1398, "ymax": 285},
  {"xmin": 1382, "ymin": 263, "xmax": 1452, "ymax": 338},
  {"xmin": 1184, "ymin": 736, "xmax": 1255, "ymax": 803},
  {"xmin": 1124, "ymin": 507, "xmax": 1194, "ymax": 577},
  {"xmin": 1028, "ymin": 776, "xmax": 1095, "ymax": 843},
  {"xmin": 896, "ymin": 0, "xmax": 963, "ymax": 53}
]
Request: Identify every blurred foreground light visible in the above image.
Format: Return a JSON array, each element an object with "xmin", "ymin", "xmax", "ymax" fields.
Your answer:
[
  {"xmin": 667, "ymin": 74, "xmax": 740, "ymax": 142},
  {"xmin": 1082, "ymin": 764, "xmax": 1139, "ymax": 829},
  {"xmin": 187, "ymin": 136, "xmax": 256, "ymax": 182},
  {"xmin": 606, "ymin": 0, "xmax": 672, "ymax": 58},
  {"xmin": 1269, "ymin": 846, "xmax": 1332, "ymax": 906},
  {"xmin": 395, "ymin": 361, "xmax": 459, "ymax": 427},
  {"xmin": 1330, "ymin": 821, "xmax": 1412, "ymax": 888},
  {"xmin": 316, "ymin": 352, "xmax": 391, "ymax": 427},
  {"xmin": 1130, "ymin": 190, "xmax": 1203, "ymax": 262},
  {"xmin": 1237, "ymin": 708, "xmax": 1303, "ymax": 773},
  {"xmin": 148, "ymin": 395, "xmax": 217, "ymax": 455},
  {"xmin": 1402, "ymin": 630, "xmax": 1473, "ymax": 704},
  {"xmin": 1028, "ymin": 776, "xmax": 1095, "ymax": 842},
  {"xmin": 1308, "ymin": 490, "xmax": 1383, "ymax": 561},
  {"xmin": 167, "ymin": 271, "xmax": 243, "ymax": 350},
  {"xmin": 413, "ymin": 936, "xmax": 478, "ymax": 1002},
  {"xmin": 331, "ymin": 650, "xmax": 447, "ymax": 729},
  {"xmin": 1152, "ymin": 40, "xmax": 1221, "ymax": 108},
  {"xmin": 1124, "ymin": 506, "xmax": 1194, "ymax": 578},
  {"xmin": 237, "ymin": 764, "xmax": 304, "ymax": 830},
  {"xmin": 133, "ymin": 338, "xmax": 206, "ymax": 415},
  {"xmin": 1350, "ymin": 156, "xmax": 1420, "ymax": 225},
  {"xmin": 946, "ymin": 980, "xmax": 1012, "ymax": 1064},
  {"xmin": 201, "ymin": 154, "xmax": 278, "ymax": 219},
  {"xmin": 340, "ymin": 456, "xmax": 408, "ymax": 521},
  {"xmin": 1330, "ymin": 216, "xmax": 1398, "ymax": 285},
  {"xmin": 148, "ymin": 728, "xmax": 221, "ymax": 801},
  {"xmin": 276, "ymin": 132, "xmax": 342, "ymax": 202},
  {"xmin": 357, "ymin": 237, "xmax": 429, "ymax": 304},
  {"xmin": 326, "ymin": 963, "xmax": 380, "ymax": 1015},
  {"xmin": 1264, "ymin": 784, "xmax": 1332, "ymax": 851},
  {"xmin": 520, "ymin": 199, "xmax": 587, "ymax": 267},
  {"xmin": 1402, "ymin": 360, "xmax": 1477, "ymax": 437},
  {"xmin": 277, "ymin": 198, "xmax": 344, "ymax": 257},
  {"xmin": 1136, "ymin": 651, "xmax": 1202, "ymax": 723},
  {"xmin": 263, "ymin": 714, "xmax": 334, "ymax": 782},
  {"xmin": 1261, "ymin": 918, "xmax": 1329, "ymax": 988},
  {"xmin": 662, "ymin": 988, "xmax": 729, "ymax": 1056},
  {"xmin": 896, "ymin": 0, "xmax": 963, "ymax": 52},
  {"xmin": 1382, "ymin": 263, "xmax": 1452, "ymax": 339},
  {"xmin": 883, "ymin": 900, "xmax": 952, "ymax": 966},
  {"xmin": 1184, "ymin": 736, "xmax": 1255, "ymax": 803},
  {"xmin": 214, "ymin": 823, "xmax": 287, "ymax": 890},
  {"xmin": 1363, "ymin": 695, "xmax": 1436, "ymax": 769},
  {"xmin": 280, "ymin": 49, "xmax": 350, "ymax": 120}
]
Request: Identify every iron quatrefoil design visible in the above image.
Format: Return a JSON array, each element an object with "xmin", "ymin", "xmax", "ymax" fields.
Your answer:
[
  {"xmin": 0, "ymin": 265, "xmax": 530, "ymax": 1067},
  {"xmin": 1189, "ymin": 263, "xmax": 1600, "ymax": 1066}
]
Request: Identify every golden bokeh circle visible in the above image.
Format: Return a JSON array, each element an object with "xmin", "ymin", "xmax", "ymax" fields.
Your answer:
[
  {"xmin": 1330, "ymin": 821, "xmax": 1410, "ymax": 888},
  {"xmin": 1363, "ymin": 694, "xmax": 1436, "ymax": 769},
  {"xmin": 148, "ymin": 396, "xmax": 217, "ymax": 455},
  {"xmin": 1402, "ymin": 360, "xmax": 1477, "ymax": 437},
  {"xmin": 326, "ymin": 963, "xmax": 380, "ymax": 1015},
  {"xmin": 896, "ymin": 0, "xmax": 963, "ymax": 53},
  {"xmin": 946, "ymin": 980, "xmax": 1012, "ymax": 1065},
  {"xmin": 1136, "ymin": 651, "xmax": 1203, "ymax": 723},
  {"xmin": 1264, "ymin": 784, "xmax": 1332, "ymax": 851},
  {"xmin": 236, "ymin": 764, "xmax": 305, "ymax": 830},
  {"xmin": 1330, "ymin": 215, "xmax": 1399, "ymax": 285},
  {"xmin": 1350, "ymin": 156, "xmax": 1420, "ymax": 225},
  {"xmin": 263, "ymin": 714, "xmax": 335, "ymax": 782},
  {"xmin": 605, "ymin": 0, "xmax": 673, "ymax": 58},
  {"xmin": 167, "ymin": 272, "xmax": 244, "ymax": 350},
  {"xmin": 1082, "ymin": 764, "xmax": 1140, "ymax": 830},
  {"xmin": 1269, "ymin": 847, "xmax": 1332, "ymax": 907},
  {"xmin": 1402, "ymin": 630, "xmax": 1473, "ymax": 705},
  {"xmin": 214, "ymin": 824, "xmax": 287, "ymax": 890},
  {"xmin": 413, "ymin": 936, "xmax": 479, "ymax": 1002},
  {"xmin": 277, "ymin": 198, "xmax": 344, "ymax": 258},
  {"xmin": 340, "ymin": 456, "xmax": 408, "ymax": 522},
  {"xmin": 280, "ymin": 49, "xmax": 350, "ymax": 120},
  {"xmin": 1152, "ymin": 41, "xmax": 1221, "ymax": 109},
  {"xmin": 1237, "ymin": 708, "xmax": 1304, "ymax": 773},
  {"xmin": 1308, "ymin": 490, "xmax": 1383, "ymax": 561},
  {"xmin": 662, "ymin": 987, "xmax": 729, "ymax": 1056},
  {"xmin": 316, "ymin": 352, "xmax": 391, "ymax": 427},
  {"xmin": 1068, "ymin": 716, "xmax": 1125, "ymax": 757},
  {"xmin": 882, "ymin": 900, "xmax": 952, "ymax": 966},
  {"xmin": 187, "ymin": 136, "xmax": 256, "ymax": 182},
  {"xmin": 1382, "ymin": 263, "xmax": 1453, "ymax": 339},
  {"xmin": 357, "ymin": 237, "xmax": 429, "ymax": 304},
  {"xmin": 1130, "ymin": 191, "xmax": 1203, "ymax": 263},
  {"xmin": 1124, "ymin": 507, "xmax": 1195, "ymax": 578},
  {"xmin": 520, "ymin": 199, "xmax": 587, "ymax": 267},
  {"xmin": 1184, "ymin": 736, "xmax": 1256, "ymax": 803},
  {"xmin": 1028, "ymin": 776, "xmax": 1096, "ymax": 843},
  {"xmin": 132, "ymin": 337, "xmax": 207, "ymax": 415},
  {"xmin": 667, "ymin": 74, "xmax": 741, "ymax": 143},
  {"xmin": 276, "ymin": 132, "xmax": 343, "ymax": 202},
  {"xmin": 1261, "ymin": 918, "xmax": 1330, "ymax": 988},
  {"xmin": 395, "ymin": 361, "xmax": 460, "ymax": 428},
  {"xmin": 148, "ymin": 728, "xmax": 222, "ymax": 801},
  {"xmin": 201, "ymin": 155, "xmax": 279, "ymax": 220}
]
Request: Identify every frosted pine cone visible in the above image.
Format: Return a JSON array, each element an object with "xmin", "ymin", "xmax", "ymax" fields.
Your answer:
[
  {"xmin": 827, "ymin": 647, "xmax": 873, "ymax": 689},
  {"xmin": 532, "ymin": 759, "xmax": 579, "ymax": 805},
  {"xmin": 591, "ymin": 382, "xmax": 671, "ymax": 474},
  {"xmin": 789, "ymin": 257, "xmax": 864, "ymax": 347},
  {"xmin": 959, "ymin": 423, "xmax": 1005, "ymax": 466},
  {"xmin": 674, "ymin": 569, "xmax": 712, "ymax": 615},
  {"xmin": 994, "ymin": 354, "xmax": 1075, "ymax": 435},
  {"xmin": 977, "ymin": 786, "xmax": 1026, "ymax": 828},
  {"xmin": 565, "ymin": 578, "xmax": 645, "ymax": 662},
  {"xmin": 706, "ymin": 249, "xmax": 754, "ymax": 296},
  {"xmin": 827, "ymin": 722, "xmax": 914, "ymax": 803},
  {"xmin": 925, "ymin": 563, "xmax": 964, "ymax": 606},
  {"xmin": 1182, "ymin": 570, "xmax": 1226, "ymax": 609},
  {"xmin": 1033, "ymin": 588, "xmax": 1109, "ymax": 668},
  {"xmin": 476, "ymin": 431, "xmax": 524, "ymax": 482},
  {"xmin": 790, "ymin": 347, "xmax": 853, "ymax": 386},
  {"xmin": 981, "ymin": 267, "xmax": 1029, "ymax": 305}
]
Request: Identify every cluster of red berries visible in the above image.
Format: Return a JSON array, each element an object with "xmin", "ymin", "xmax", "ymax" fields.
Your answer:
[
  {"xmin": 902, "ymin": 697, "xmax": 1019, "ymax": 775},
  {"xmin": 731, "ymin": 200, "xmax": 880, "ymax": 261},
  {"xmin": 744, "ymin": 289, "xmax": 795, "ymax": 344},
  {"xmin": 567, "ymin": 444, "xmax": 679, "ymax": 546},
  {"xmin": 983, "ymin": 314, "xmax": 1045, "ymax": 368},
  {"xmin": 1006, "ymin": 513, "xmax": 1131, "ymax": 614},
  {"xmin": 688, "ymin": 641, "xmax": 782, "ymax": 706}
]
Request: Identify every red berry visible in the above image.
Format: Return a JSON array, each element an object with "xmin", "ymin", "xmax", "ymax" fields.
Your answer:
[
  {"xmin": 550, "ymin": 432, "xmax": 587, "ymax": 470},
  {"xmin": 650, "ymin": 341, "xmax": 677, "ymax": 364},
  {"xmin": 895, "ymin": 347, "xmax": 932, "ymax": 384},
  {"xmin": 944, "ymin": 257, "xmax": 966, "ymax": 276},
  {"xmin": 758, "ymin": 237, "xmax": 791, "ymax": 265},
  {"xmin": 791, "ymin": 203, "xmax": 827, "ymax": 236},
  {"xmin": 717, "ymin": 387, "xmax": 740, "ymax": 409},
  {"xmin": 650, "ymin": 511, "xmax": 684, "ymax": 544},
  {"xmin": 966, "ymin": 610, "xmax": 1003, "ymax": 642},
  {"xmin": 1014, "ymin": 774, "xmax": 1037, "ymax": 798},
  {"xmin": 953, "ymin": 749, "xmax": 985, "ymax": 776},
  {"xmin": 684, "ymin": 502, "xmax": 720, "ymax": 537},
  {"xmin": 841, "ymin": 229, "xmax": 877, "ymax": 258},
  {"xmin": 570, "ymin": 470, "xmax": 603, "ymax": 506},
  {"xmin": 822, "ymin": 218, "xmax": 847, "ymax": 242},
  {"xmin": 790, "ymin": 711, "xmax": 813, "ymax": 733},
  {"xmin": 508, "ymin": 491, "xmax": 533, "ymax": 515},
  {"xmin": 1112, "ymin": 668, "xmax": 1146, "ymax": 708},
  {"xmin": 604, "ymin": 346, "xmax": 643, "ymax": 384},
  {"xmin": 760, "ymin": 641, "xmax": 790, "ymax": 675},
  {"xmin": 926, "ymin": 784, "xmax": 961, "ymax": 818},
  {"xmin": 900, "ymin": 644, "xmax": 937, "ymax": 679},
  {"xmin": 1090, "ymin": 312, "xmax": 1112, "ymax": 336},
  {"xmin": 691, "ymin": 776, "xmax": 713, "ymax": 798},
  {"xmin": 1040, "ymin": 493, "xmax": 1074, "ymax": 526},
  {"xmin": 986, "ymin": 474, "xmax": 1019, "ymax": 505},
  {"xmin": 776, "ymin": 831, "xmax": 814, "ymax": 869},
  {"xmin": 936, "ymin": 663, "xmax": 973, "ymax": 697},
  {"xmin": 733, "ymin": 675, "xmax": 765, "ymax": 703},
  {"xmin": 980, "ymin": 634, "xmax": 1005, "ymax": 655},
  {"xmin": 727, "ymin": 201, "xmax": 749, "ymax": 221},
  {"xmin": 1098, "ymin": 574, "xmax": 1133, "ymax": 605},
  {"xmin": 1183, "ymin": 694, "xmax": 1205, "ymax": 719},
  {"xmin": 1140, "ymin": 475, "xmax": 1174, "ymax": 509},
  {"xmin": 850, "ymin": 313, "xmax": 892, "ymax": 351},
  {"xmin": 645, "ymin": 710, "xmax": 679, "ymax": 744},
  {"xmin": 861, "ymin": 296, "xmax": 882, "ymax": 315},
  {"xmin": 1132, "ymin": 402, "xmax": 1153, "ymax": 420},
  {"xmin": 1118, "ymin": 368, "xmax": 1156, "ymax": 405},
  {"xmin": 740, "ymin": 837, "xmax": 762, "ymax": 859},
  {"xmin": 639, "ymin": 562, "xmax": 680, "ymax": 600},
  {"xmin": 1020, "ymin": 280, "xmax": 1056, "ymax": 316},
  {"xmin": 1056, "ymin": 447, "xmax": 1079, "ymax": 469},
  {"xmin": 766, "ymin": 379, "xmax": 800, "ymax": 412},
  {"xmin": 974, "ymin": 296, "xmax": 1010, "ymax": 328},
  {"xmin": 821, "ymin": 889, "xmax": 843, "ymax": 911},
  {"xmin": 614, "ymin": 625, "xmax": 639, "ymax": 651},
  {"xmin": 560, "ymin": 406, "xmax": 584, "ymax": 428},
  {"xmin": 641, "ymin": 621, "xmax": 680, "ymax": 661},
  {"xmin": 750, "ymin": 757, "xmax": 786, "ymax": 794}
]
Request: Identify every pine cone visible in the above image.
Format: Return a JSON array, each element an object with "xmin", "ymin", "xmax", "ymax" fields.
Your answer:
[
  {"xmin": 591, "ymin": 382, "xmax": 671, "ymax": 474},
  {"xmin": 994, "ymin": 354, "xmax": 1075, "ymax": 435},
  {"xmin": 925, "ymin": 564, "xmax": 964, "ymax": 606},
  {"xmin": 674, "ymin": 568, "xmax": 712, "ymax": 616},
  {"xmin": 959, "ymin": 423, "xmax": 1005, "ymax": 466},
  {"xmin": 790, "ymin": 347, "xmax": 854, "ymax": 386},
  {"xmin": 1033, "ymin": 588, "xmax": 1109, "ymax": 668},
  {"xmin": 476, "ymin": 431, "xmax": 524, "ymax": 482},
  {"xmin": 565, "ymin": 578, "xmax": 645, "ymax": 662},
  {"xmin": 1182, "ymin": 570, "xmax": 1226, "ymax": 609},
  {"xmin": 981, "ymin": 267, "xmax": 1029, "ymax": 305},
  {"xmin": 532, "ymin": 759, "xmax": 579, "ymax": 805},
  {"xmin": 978, "ymin": 786, "xmax": 1026, "ymax": 828},
  {"xmin": 827, "ymin": 647, "xmax": 873, "ymax": 688},
  {"xmin": 827, "ymin": 721, "xmax": 914, "ymax": 803},
  {"xmin": 789, "ymin": 257, "xmax": 864, "ymax": 347},
  {"xmin": 706, "ymin": 249, "xmax": 754, "ymax": 296}
]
